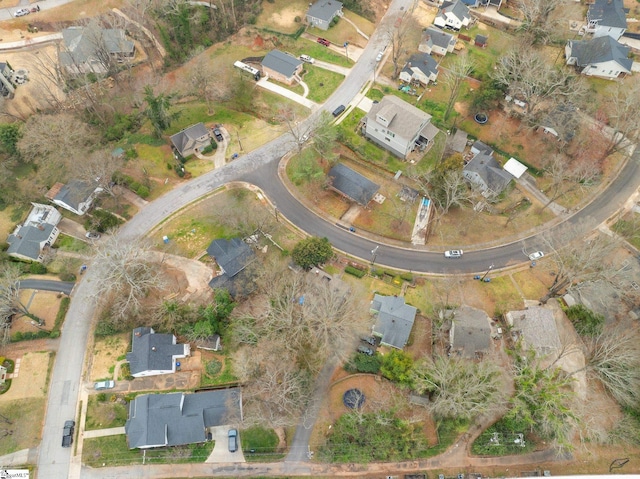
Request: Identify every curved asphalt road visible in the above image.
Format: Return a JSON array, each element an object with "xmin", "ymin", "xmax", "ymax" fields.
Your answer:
[{"xmin": 19, "ymin": 279, "xmax": 75, "ymax": 295}]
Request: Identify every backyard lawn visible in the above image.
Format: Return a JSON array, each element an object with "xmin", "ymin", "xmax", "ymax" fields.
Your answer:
[
  {"xmin": 85, "ymin": 395, "xmax": 129, "ymax": 431},
  {"xmin": 303, "ymin": 67, "xmax": 345, "ymax": 103},
  {"xmin": 0, "ymin": 398, "xmax": 46, "ymax": 455}
]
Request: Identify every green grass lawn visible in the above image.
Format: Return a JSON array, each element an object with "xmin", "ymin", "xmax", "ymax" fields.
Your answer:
[
  {"xmin": 0, "ymin": 398, "xmax": 46, "ymax": 455},
  {"xmin": 85, "ymin": 395, "xmax": 129, "ymax": 431},
  {"xmin": 241, "ymin": 426, "xmax": 284, "ymax": 462},
  {"xmin": 82, "ymin": 435, "xmax": 215, "ymax": 467},
  {"xmin": 201, "ymin": 356, "xmax": 238, "ymax": 386},
  {"xmin": 303, "ymin": 67, "xmax": 345, "ymax": 103},
  {"xmin": 55, "ymin": 234, "xmax": 90, "ymax": 253}
]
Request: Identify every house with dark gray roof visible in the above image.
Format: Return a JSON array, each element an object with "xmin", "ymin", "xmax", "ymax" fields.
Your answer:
[
  {"xmin": 327, "ymin": 163, "xmax": 380, "ymax": 206},
  {"xmin": 126, "ymin": 327, "xmax": 190, "ymax": 378},
  {"xmin": 506, "ymin": 306, "xmax": 560, "ymax": 357},
  {"xmin": 363, "ymin": 95, "xmax": 435, "ymax": 159},
  {"xmin": 306, "ymin": 0, "xmax": 343, "ymax": 30},
  {"xmin": 207, "ymin": 238, "xmax": 257, "ymax": 296},
  {"xmin": 449, "ymin": 305, "xmax": 492, "ymax": 358},
  {"xmin": 399, "ymin": 53, "xmax": 439, "ymax": 86},
  {"xmin": 6, "ymin": 203, "xmax": 61, "ymax": 263},
  {"xmin": 170, "ymin": 123, "xmax": 211, "ymax": 158},
  {"xmin": 565, "ymin": 36, "xmax": 631, "ymax": 80},
  {"xmin": 60, "ymin": 26, "xmax": 135, "ymax": 74},
  {"xmin": 434, "ymin": 0, "xmax": 472, "ymax": 30},
  {"xmin": 45, "ymin": 180, "xmax": 102, "ymax": 216},
  {"xmin": 463, "ymin": 142, "xmax": 514, "ymax": 197},
  {"xmin": 261, "ymin": 50, "xmax": 303, "ymax": 85},
  {"xmin": 125, "ymin": 388, "xmax": 242, "ymax": 449},
  {"xmin": 586, "ymin": 0, "xmax": 627, "ymax": 40},
  {"xmin": 370, "ymin": 294, "xmax": 417, "ymax": 349},
  {"xmin": 419, "ymin": 27, "xmax": 456, "ymax": 56},
  {"xmin": 0, "ymin": 62, "xmax": 16, "ymax": 98}
]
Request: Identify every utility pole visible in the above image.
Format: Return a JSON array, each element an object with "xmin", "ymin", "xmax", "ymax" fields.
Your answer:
[
  {"xmin": 370, "ymin": 245, "xmax": 379, "ymax": 270},
  {"xmin": 481, "ymin": 264, "xmax": 494, "ymax": 281}
]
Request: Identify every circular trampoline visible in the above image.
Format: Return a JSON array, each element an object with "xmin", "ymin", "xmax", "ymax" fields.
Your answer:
[
  {"xmin": 474, "ymin": 112, "xmax": 488, "ymax": 124},
  {"xmin": 343, "ymin": 388, "xmax": 366, "ymax": 409}
]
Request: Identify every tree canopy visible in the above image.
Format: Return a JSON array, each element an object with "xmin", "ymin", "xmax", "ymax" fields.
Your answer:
[{"xmin": 291, "ymin": 237, "xmax": 334, "ymax": 270}]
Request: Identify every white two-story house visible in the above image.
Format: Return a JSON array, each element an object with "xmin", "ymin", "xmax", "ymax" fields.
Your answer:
[
  {"xmin": 434, "ymin": 0, "xmax": 472, "ymax": 30},
  {"xmin": 586, "ymin": 0, "xmax": 627, "ymax": 40},
  {"xmin": 6, "ymin": 203, "xmax": 61, "ymax": 263},
  {"xmin": 363, "ymin": 96, "xmax": 435, "ymax": 159}
]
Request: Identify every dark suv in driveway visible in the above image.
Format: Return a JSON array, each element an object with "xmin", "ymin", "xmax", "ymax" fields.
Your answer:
[
  {"xmin": 213, "ymin": 128, "xmax": 224, "ymax": 142},
  {"xmin": 62, "ymin": 420, "xmax": 75, "ymax": 447}
]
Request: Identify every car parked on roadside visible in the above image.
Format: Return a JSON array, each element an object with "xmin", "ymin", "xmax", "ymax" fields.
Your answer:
[
  {"xmin": 228, "ymin": 428, "xmax": 238, "ymax": 452},
  {"xmin": 357, "ymin": 345, "xmax": 374, "ymax": 356},
  {"xmin": 332, "ymin": 104, "xmax": 346, "ymax": 117},
  {"xmin": 444, "ymin": 250, "xmax": 463, "ymax": 258},
  {"xmin": 62, "ymin": 420, "xmax": 75, "ymax": 447},
  {"xmin": 94, "ymin": 380, "xmax": 115, "ymax": 390},
  {"xmin": 528, "ymin": 251, "xmax": 544, "ymax": 261},
  {"xmin": 317, "ymin": 37, "xmax": 330, "ymax": 47},
  {"xmin": 375, "ymin": 51, "xmax": 384, "ymax": 62},
  {"xmin": 14, "ymin": 8, "xmax": 30, "ymax": 17}
]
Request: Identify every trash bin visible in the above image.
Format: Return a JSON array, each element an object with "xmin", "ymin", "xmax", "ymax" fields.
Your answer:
[{"xmin": 163, "ymin": 236, "xmax": 169, "ymax": 244}]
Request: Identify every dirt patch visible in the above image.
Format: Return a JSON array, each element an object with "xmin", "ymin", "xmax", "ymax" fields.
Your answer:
[
  {"xmin": 90, "ymin": 333, "xmax": 130, "ymax": 381},
  {"xmin": 0, "ymin": 351, "xmax": 51, "ymax": 402},
  {"xmin": 413, "ymin": 2, "xmax": 438, "ymax": 28},
  {"xmin": 270, "ymin": 7, "xmax": 303, "ymax": 28},
  {"xmin": 12, "ymin": 290, "xmax": 64, "ymax": 333}
]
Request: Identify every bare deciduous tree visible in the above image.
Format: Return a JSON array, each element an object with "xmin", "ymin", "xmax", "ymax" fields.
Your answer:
[
  {"xmin": 411, "ymin": 355, "xmax": 509, "ymax": 420},
  {"xmin": 493, "ymin": 48, "xmax": 586, "ymax": 121},
  {"xmin": 17, "ymin": 113, "xmax": 95, "ymax": 186},
  {"xmin": 92, "ymin": 235, "xmax": 165, "ymax": 321},
  {"xmin": 79, "ymin": 149, "xmax": 124, "ymax": 198},
  {"xmin": 384, "ymin": 13, "xmax": 420, "ymax": 79},
  {"xmin": 539, "ymin": 228, "xmax": 624, "ymax": 302},
  {"xmin": 0, "ymin": 265, "xmax": 44, "ymax": 344},
  {"xmin": 579, "ymin": 323, "xmax": 640, "ymax": 409},
  {"xmin": 598, "ymin": 82, "xmax": 640, "ymax": 158},
  {"xmin": 233, "ymin": 343, "xmax": 312, "ymax": 428},
  {"xmin": 442, "ymin": 55, "xmax": 474, "ymax": 121},
  {"xmin": 540, "ymin": 155, "xmax": 600, "ymax": 211},
  {"xmin": 516, "ymin": 0, "xmax": 563, "ymax": 44},
  {"xmin": 188, "ymin": 59, "xmax": 232, "ymax": 115}
]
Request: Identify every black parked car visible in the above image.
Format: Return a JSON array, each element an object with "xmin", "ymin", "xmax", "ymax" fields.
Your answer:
[
  {"xmin": 62, "ymin": 420, "xmax": 75, "ymax": 447},
  {"xmin": 213, "ymin": 128, "xmax": 224, "ymax": 142}
]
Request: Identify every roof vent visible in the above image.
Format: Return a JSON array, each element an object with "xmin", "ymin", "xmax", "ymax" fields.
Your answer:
[{"xmin": 152, "ymin": 346, "xmax": 156, "ymax": 351}]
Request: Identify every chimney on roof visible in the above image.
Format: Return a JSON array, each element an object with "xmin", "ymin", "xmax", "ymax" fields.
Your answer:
[{"xmin": 152, "ymin": 346, "xmax": 156, "ymax": 351}]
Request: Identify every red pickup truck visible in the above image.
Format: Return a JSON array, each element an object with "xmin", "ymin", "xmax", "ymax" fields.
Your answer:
[{"xmin": 317, "ymin": 37, "xmax": 331, "ymax": 47}]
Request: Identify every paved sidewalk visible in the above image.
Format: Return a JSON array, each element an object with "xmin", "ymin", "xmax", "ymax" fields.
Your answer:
[
  {"xmin": 83, "ymin": 427, "xmax": 126, "ymax": 439},
  {"xmin": 313, "ymin": 60, "xmax": 351, "ymax": 76},
  {"xmin": 341, "ymin": 15, "xmax": 370, "ymax": 40},
  {"xmin": 0, "ymin": 448, "xmax": 38, "ymax": 468}
]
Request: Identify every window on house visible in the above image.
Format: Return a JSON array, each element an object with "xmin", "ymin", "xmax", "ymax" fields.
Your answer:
[{"xmin": 385, "ymin": 137, "xmax": 391, "ymax": 142}]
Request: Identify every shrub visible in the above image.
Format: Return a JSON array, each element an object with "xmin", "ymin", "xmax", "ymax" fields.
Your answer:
[
  {"xmin": 351, "ymin": 353, "xmax": 382, "ymax": 373},
  {"xmin": 400, "ymin": 272, "xmax": 413, "ymax": 282},
  {"xmin": 136, "ymin": 185, "xmax": 150, "ymax": 198},
  {"xmin": 29, "ymin": 262, "xmax": 47, "ymax": 274},
  {"xmin": 60, "ymin": 272, "xmax": 76, "ymax": 282},
  {"xmin": 205, "ymin": 359, "xmax": 222, "ymax": 377},
  {"xmin": 566, "ymin": 304, "xmax": 605, "ymax": 337},
  {"xmin": 381, "ymin": 349, "xmax": 414, "ymax": 386},
  {"xmin": 345, "ymin": 266, "xmax": 366, "ymax": 278},
  {"xmin": 97, "ymin": 393, "xmax": 107, "ymax": 402}
]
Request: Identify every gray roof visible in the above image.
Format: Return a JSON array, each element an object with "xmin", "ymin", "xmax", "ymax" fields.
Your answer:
[
  {"xmin": 371, "ymin": 294, "xmax": 417, "ymax": 349},
  {"xmin": 588, "ymin": 0, "xmax": 627, "ymax": 29},
  {"xmin": 126, "ymin": 328, "xmax": 187, "ymax": 376},
  {"xmin": 7, "ymin": 223, "xmax": 55, "ymax": 261},
  {"xmin": 420, "ymin": 123, "xmax": 440, "ymax": 142},
  {"xmin": 328, "ymin": 163, "xmax": 380, "ymax": 206},
  {"xmin": 439, "ymin": 0, "xmax": 470, "ymax": 21},
  {"xmin": 507, "ymin": 306, "xmax": 560, "ymax": 355},
  {"xmin": 449, "ymin": 129, "xmax": 468, "ymax": 153},
  {"xmin": 261, "ymin": 50, "xmax": 302, "ymax": 78},
  {"xmin": 170, "ymin": 123, "xmax": 210, "ymax": 157},
  {"xmin": 421, "ymin": 27, "xmax": 455, "ymax": 49},
  {"xmin": 51, "ymin": 180, "xmax": 97, "ymax": 211},
  {"xmin": 402, "ymin": 53, "xmax": 439, "ymax": 78},
  {"xmin": 207, "ymin": 238, "xmax": 256, "ymax": 277},
  {"xmin": 307, "ymin": 0, "xmax": 343, "ymax": 22},
  {"xmin": 60, "ymin": 27, "xmax": 134, "ymax": 65},
  {"xmin": 366, "ymin": 95, "xmax": 433, "ymax": 140},
  {"xmin": 208, "ymin": 267, "xmax": 255, "ymax": 298},
  {"xmin": 450, "ymin": 305, "xmax": 491, "ymax": 358},
  {"xmin": 471, "ymin": 140, "xmax": 493, "ymax": 156},
  {"xmin": 567, "ymin": 36, "xmax": 632, "ymax": 72},
  {"xmin": 475, "ymin": 34, "xmax": 488, "ymax": 45},
  {"xmin": 125, "ymin": 388, "xmax": 241, "ymax": 449},
  {"xmin": 464, "ymin": 152, "xmax": 514, "ymax": 194}
]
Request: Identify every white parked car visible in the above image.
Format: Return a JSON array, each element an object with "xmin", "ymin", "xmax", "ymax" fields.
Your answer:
[
  {"xmin": 299, "ymin": 54, "xmax": 315, "ymax": 64},
  {"xmin": 444, "ymin": 250, "xmax": 463, "ymax": 258},
  {"xmin": 94, "ymin": 380, "xmax": 115, "ymax": 390},
  {"xmin": 375, "ymin": 51, "xmax": 384, "ymax": 62},
  {"xmin": 14, "ymin": 8, "xmax": 30, "ymax": 17},
  {"xmin": 528, "ymin": 251, "xmax": 544, "ymax": 261}
]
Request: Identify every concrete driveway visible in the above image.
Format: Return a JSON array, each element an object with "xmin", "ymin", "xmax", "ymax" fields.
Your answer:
[{"xmin": 205, "ymin": 426, "xmax": 245, "ymax": 463}]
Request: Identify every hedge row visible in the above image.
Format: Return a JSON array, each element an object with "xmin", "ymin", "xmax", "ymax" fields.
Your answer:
[{"xmin": 345, "ymin": 265, "xmax": 366, "ymax": 278}]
